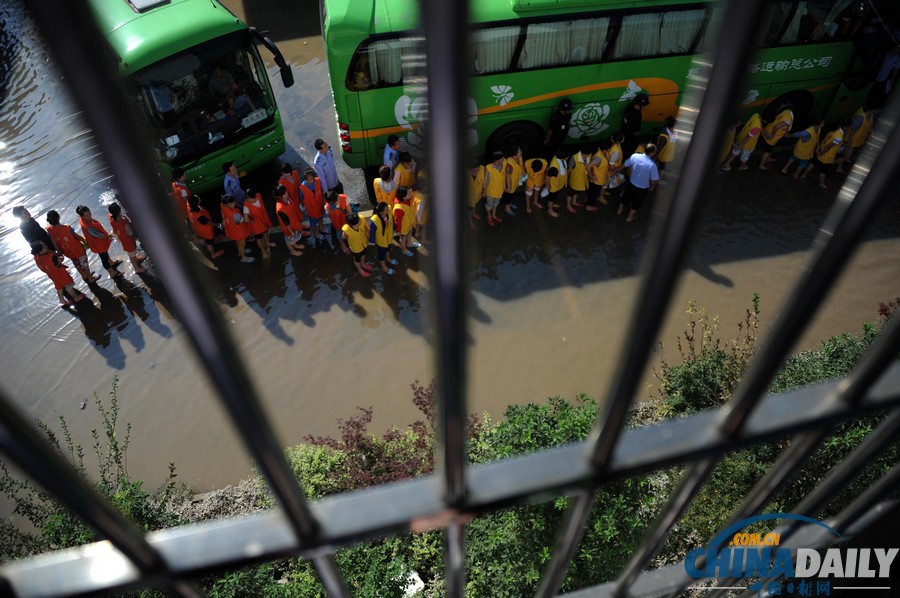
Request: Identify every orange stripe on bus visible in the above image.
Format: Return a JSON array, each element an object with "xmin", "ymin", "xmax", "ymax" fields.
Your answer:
[{"xmin": 478, "ymin": 77, "xmax": 680, "ymax": 115}]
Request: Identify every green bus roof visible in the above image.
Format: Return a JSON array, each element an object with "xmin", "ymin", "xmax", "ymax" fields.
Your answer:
[{"xmin": 87, "ymin": 0, "xmax": 246, "ymax": 74}]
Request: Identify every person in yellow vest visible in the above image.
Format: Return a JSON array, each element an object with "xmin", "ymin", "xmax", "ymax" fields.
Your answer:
[
  {"xmin": 542, "ymin": 148, "xmax": 568, "ymax": 218},
  {"xmin": 342, "ymin": 213, "xmax": 373, "ymax": 278},
  {"xmin": 835, "ymin": 105, "xmax": 876, "ymax": 173},
  {"xmin": 392, "ymin": 152, "xmax": 418, "ymax": 188},
  {"xmin": 502, "ymin": 146, "xmax": 525, "ymax": 218},
  {"xmin": 374, "ymin": 165, "xmax": 398, "ymax": 206},
  {"xmin": 655, "ymin": 116, "xmax": 677, "ymax": 182},
  {"xmin": 393, "ymin": 186, "xmax": 417, "ymax": 257},
  {"xmin": 369, "ymin": 201, "xmax": 397, "ymax": 275},
  {"xmin": 483, "ymin": 151, "xmax": 506, "ymax": 226},
  {"xmin": 780, "ymin": 117, "xmax": 824, "ymax": 180},
  {"xmin": 524, "ymin": 157, "xmax": 547, "ymax": 214},
  {"xmin": 607, "ymin": 132, "xmax": 626, "ymax": 197},
  {"xmin": 758, "ymin": 105, "xmax": 794, "ymax": 171},
  {"xmin": 585, "ymin": 139, "xmax": 611, "ymax": 211},
  {"xmin": 801, "ymin": 119, "xmax": 850, "ymax": 190},
  {"xmin": 721, "ymin": 112, "xmax": 763, "ymax": 171},
  {"xmin": 411, "ymin": 181, "xmax": 428, "ymax": 246},
  {"xmin": 468, "ymin": 158, "xmax": 486, "ymax": 230},
  {"xmin": 567, "ymin": 143, "xmax": 591, "ymax": 213}
]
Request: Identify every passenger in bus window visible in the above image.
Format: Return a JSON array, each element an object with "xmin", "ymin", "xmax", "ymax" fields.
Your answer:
[{"xmin": 208, "ymin": 66, "xmax": 237, "ymax": 101}]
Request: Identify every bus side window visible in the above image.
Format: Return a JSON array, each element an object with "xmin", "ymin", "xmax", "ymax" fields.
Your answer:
[
  {"xmin": 611, "ymin": 13, "xmax": 662, "ymax": 59},
  {"xmin": 473, "ymin": 26, "xmax": 519, "ymax": 74},
  {"xmin": 517, "ymin": 18, "xmax": 608, "ymax": 70},
  {"xmin": 660, "ymin": 10, "xmax": 705, "ymax": 54}
]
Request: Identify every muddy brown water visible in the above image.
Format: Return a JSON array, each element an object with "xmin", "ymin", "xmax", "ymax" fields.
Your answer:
[{"xmin": 0, "ymin": 0, "xmax": 898, "ymax": 495}]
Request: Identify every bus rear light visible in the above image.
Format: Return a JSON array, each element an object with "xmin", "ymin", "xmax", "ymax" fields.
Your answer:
[{"xmin": 339, "ymin": 123, "xmax": 352, "ymax": 152}]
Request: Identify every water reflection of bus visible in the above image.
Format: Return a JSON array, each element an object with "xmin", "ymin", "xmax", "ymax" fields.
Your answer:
[
  {"xmin": 88, "ymin": 0, "xmax": 295, "ymax": 193},
  {"xmin": 321, "ymin": 0, "xmax": 899, "ymax": 181}
]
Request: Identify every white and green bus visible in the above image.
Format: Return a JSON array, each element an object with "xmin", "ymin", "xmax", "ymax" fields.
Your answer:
[
  {"xmin": 89, "ymin": 0, "xmax": 295, "ymax": 193},
  {"xmin": 321, "ymin": 0, "xmax": 898, "ymax": 179}
]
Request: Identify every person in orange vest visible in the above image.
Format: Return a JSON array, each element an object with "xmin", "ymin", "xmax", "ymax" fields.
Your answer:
[
  {"xmin": 186, "ymin": 195, "xmax": 225, "ymax": 259},
  {"xmin": 220, "ymin": 194, "xmax": 254, "ymax": 263},
  {"xmin": 46, "ymin": 209, "xmax": 99, "ymax": 282},
  {"xmin": 243, "ymin": 188, "xmax": 275, "ymax": 260},
  {"xmin": 76, "ymin": 205, "xmax": 123, "ymax": 278},
  {"xmin": 108, "ymin": 201, "xmax": 148, "ymax": 274},
  {"xmin": 393, "ymin": 186, "xmax": 417, "ymax": 257},
  {"xmin": 278, "ymin": 163, "xmax": 302, "ymax": 205},
  {"xmin": 326, "ymin": 192, "xmax": 351, "ymax": 254},
  {"xmin": 274, "ymin": 185, "xmax": 306, "ymax": 257},
  {"xmin": 342, "ymin": 213, "xmax": 372, "ymax": 278},
  {"xmin": 31, "ymin": 240, "xmax": 88, "ymax": 307},
  {"xmin": 170, "ymin": 167, "xmax": 191, "ymax": 224},
  {"xmin": 299, "ymin": 167, "xmax": 327, "ymax": 246}
]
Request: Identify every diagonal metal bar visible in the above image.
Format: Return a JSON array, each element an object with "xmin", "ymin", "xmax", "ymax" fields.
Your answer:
[
  {"xmin": 23, "ymin": 0, "xmax": 349, "ymax": 594},
  {"xmin": 539, "ymin": 1, "xmax": 770, "ymax": 595},
  {"xmin": 587, "ymin": 0, "xmax": 768, "ymax": 471},
  {"xmin": 0, "ymin": 390, "xmax": 165, "ymax": 578},
  {"xmin": 609, "ymin": 71, "xmax": 900, "ymax": 598},
  {"xmin": 718, "ymin": 88, "xmax": 900, "ymax": 437},
  {"xmin": 535, "ymin": 489, "xmax": 597, "ymax": 598}
]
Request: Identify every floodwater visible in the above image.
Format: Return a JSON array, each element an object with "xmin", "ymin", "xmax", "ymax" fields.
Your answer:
[{"xmin": 0, "ymin": 0, "xmax": 898, "ymax": 494}]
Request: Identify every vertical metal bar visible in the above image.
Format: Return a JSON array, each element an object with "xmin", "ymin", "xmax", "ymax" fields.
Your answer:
[
  {"xmin": 25, "ymin": 1, "xmax": 350, "ymax": 594},
  {"xmin": 588, "ymin": 0, "xmax": 767, "ymax": 469},
  {"xmin": 0, "ymin": 391, "xmax": 165, "ymax": 577},
  {"xmin": 420, "ymin": 0, "xmax": 470, "ymax": 512},
  {"xmin": 419, "ymin": 0, "xmax": 470, "ymax": 587}
]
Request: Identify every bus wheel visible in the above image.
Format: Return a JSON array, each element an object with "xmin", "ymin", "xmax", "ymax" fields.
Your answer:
[
  {"xmin": 486, "ymin": 121, "xmax": 544, "ymax": 158},
  {"xmin": 763, "ymin": 90, "xmax": 814, "ymax": 129}
]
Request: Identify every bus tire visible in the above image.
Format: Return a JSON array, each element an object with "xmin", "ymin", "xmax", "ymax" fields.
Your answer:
[{"xmin": 486, "ymin": 121, "xmax": 544, "ymax": 158}]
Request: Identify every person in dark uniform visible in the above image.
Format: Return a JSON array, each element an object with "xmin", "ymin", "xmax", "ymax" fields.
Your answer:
[
  {"xmin": 13, "ymin": 206, "xmax": 56, "ymax": 252},
  {"xmin": 544, "ymin": 98, "xmax": 574, "ymax": 159},
  {"xmin": 621, "ymin": 92, "xmax": 649, "ymax": 157}
]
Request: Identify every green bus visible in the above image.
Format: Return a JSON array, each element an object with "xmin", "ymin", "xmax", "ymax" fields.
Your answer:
[
  {"xmin": 88, "ymin": 0, "xmax": 295, "ymax": 193},
  {"xmin": 321, "ymin": 0, "xmax": 898, "ymax": 179}
]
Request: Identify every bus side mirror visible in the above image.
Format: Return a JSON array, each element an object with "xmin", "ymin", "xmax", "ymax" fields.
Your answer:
[{"xmin": 250, "ymin": 28, "xmax": 295, "ymax": 88}]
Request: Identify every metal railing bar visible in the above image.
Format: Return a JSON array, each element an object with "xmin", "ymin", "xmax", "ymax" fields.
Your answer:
[
  {"xmin": 0, "ymin": 391, "xmax": 165, "ymax": 577},
  {"xmin": 5, "ymin": 365, "xmax": 898, "ymax": 596},
  {"xmin": 535, "ymin": 489, "xmax": 597, "ymax": 598},
  {"xmin": 23, "ymin": 1, "xmax": 349, "ymax": 594},
  {"xmin": 718, "ymin": 88, "xmax": 900, "ymax": 437},
  {"xmin": 610, "ymin": 86, "xmax": 900, "ymax": 596},
  {"xmin": 587, "ymin": 0, "xmax": 767, "ymax": 470},
  {"xmin": 445, "ymin": 521, "xmax": 466, "ymax": 598},
  {"xmin": 420, "ymin": 0, "xmax": 469, "ymax": 512}
]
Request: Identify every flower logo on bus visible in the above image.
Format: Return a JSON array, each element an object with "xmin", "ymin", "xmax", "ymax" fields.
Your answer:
[
  {"xmin": 394, "ymin": 95, "xmax": 479, "ymax": 151},
  {"xmin": 490, "ymin": 85, "xmax": 514, "ymax": 106},
  {"xmin": 568, "ymin": 102, "xmax": 611, "ymax": 139},
  {"xmin": 742, "ymin": 89, "xmax": 760, "ymax": 105}
]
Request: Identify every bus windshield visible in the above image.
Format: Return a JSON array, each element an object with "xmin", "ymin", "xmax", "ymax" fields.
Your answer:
[{"xmin": 130, "ymin": 31, "xmax": 276, "ymax": 165}]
